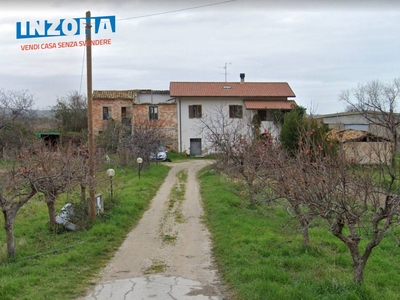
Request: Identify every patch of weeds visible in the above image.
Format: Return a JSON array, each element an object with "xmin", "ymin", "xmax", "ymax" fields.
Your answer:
[
  {"xmin": 174, "ymin": 210, "xmax": 185, "ymax": 224},
  {"xmin": 143, "ymin": 259, "xmax": 167, "ymax": 275},
  {"xmin": 162, "ymin": 234, "xmax": 177, "ymax": 243},
  {"xmin": 168, "ymin": 170, "xmax": 187, "ymax": 223},
  {"xmin": 159, "ymin": 170, "xmax": 188, "ymax": 244}
]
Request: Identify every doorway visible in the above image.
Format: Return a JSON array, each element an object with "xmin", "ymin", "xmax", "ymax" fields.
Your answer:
[{"xmin": 190, "ymin": 138, "xmax": 202, "ymax": 156}]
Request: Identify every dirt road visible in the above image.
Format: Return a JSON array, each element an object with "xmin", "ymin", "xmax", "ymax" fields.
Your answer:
[{"xmin": 80, "ymin": 160, "xmax": 228, "ymax": 300}]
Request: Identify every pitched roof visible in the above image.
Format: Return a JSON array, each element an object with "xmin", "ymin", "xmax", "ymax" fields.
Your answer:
[
  {"xmin": 93, "ymin": 90, "xmax": 136, "ymax": 100},
  {"xmin": 326, "ymin": 129, "xmax": 391, "ymax": 142},
  {"xmin": 138, "ymin": 89, "xmax": 170, "ymax": 95},
  {"xmin": 170, "ymin": 82, "xmax": 295, "ymax": 97},
  {"xmin": 244, "ymin": 100, "xmax": 297, "ymax": 110}
]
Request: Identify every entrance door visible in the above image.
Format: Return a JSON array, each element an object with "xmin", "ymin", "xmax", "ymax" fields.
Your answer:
[{"xmin": 190, "ymin": 138, "xmax": 202, "ymax": 156}]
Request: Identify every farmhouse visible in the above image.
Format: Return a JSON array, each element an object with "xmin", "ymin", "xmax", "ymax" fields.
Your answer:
[
  {"xmin": 91, "ymin": 74, "xmax": 297, "ymax": 155},
  {"xmin": 92, "ymin": 89, "xmax": 178, "ymax": 150},
  {"xmin": 170, "ymin": 73, "xmax": 297, "ymax": 155}
]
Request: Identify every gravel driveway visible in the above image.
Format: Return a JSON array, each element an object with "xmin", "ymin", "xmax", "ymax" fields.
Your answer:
[{"xmin": 79, "ymin": 160, "xmax": 229, "ymax": 300}]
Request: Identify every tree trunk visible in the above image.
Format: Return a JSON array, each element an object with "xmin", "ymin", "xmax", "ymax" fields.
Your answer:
[
  {"xmin": 293, "ymin": 203, "xmax": 310, "ymax": 246},
  {"xmin": 80, "ymin": 184, "xmax": 86, "ymax": 203},
  {"xmin": 301, "ymin": 219, "xmax": 310, "ymax": 246},
  {"xmin": 353, "ymin": 258, "xmax": 366, "ymax": 284},
  {"xmin": 3, "ymin": 210, "xmax": 16, "ymax": 258},
  {"xmin": 332, "ymin": 225, "xmax": 367, "ymax": 284},
  {"xmin": 248, "ymin": 187, "xmax": 256, "ymax": 205},
  {"xmin": 246, "ymin": 176, "xmax": 257, "ymax": 206},
  {"xmin": 45, "ymin": 194, "xmax": 57, "ymax": 231}
]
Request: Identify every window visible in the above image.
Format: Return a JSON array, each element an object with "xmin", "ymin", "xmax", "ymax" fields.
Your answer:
[
  {"xmin": 121, "ymin": 107, "xmax": 131, "ymax": 124},
  {"xmin": 258, "ymin": 109, "xmax": 282, "ymax": 121},
  {"xmin": 229, "ymin": 105, "xmax": 243, "ymax": 119},
  {"xmin": 121, "ymin": 107, "xmax": 127, "ymax": 119},
  {"xmin": 258, "ymin": 110, "xmax": 275, "ymax": 121},
  {"xmin": 189, "ymin": 105, "xmax": 202, "ymax": 119},
  {"xmin": 149, "ymin": 106, "xmax": 158, "ymax": 120},
  {"xmin": 258, "ymin": 110, "xmax": 267, "ymax": 121},
  {"xmin": 102, "ymin": 107, "xmax": 111, "ymax": 120}
]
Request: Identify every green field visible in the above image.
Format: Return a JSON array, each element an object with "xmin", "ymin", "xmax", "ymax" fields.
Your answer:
[
  {"xmin": 0, "ymin": 163, "xmax": 170, "ymax": 300},
  {"xmin": 199, "ymin": 167, "xmax": 400, "ymax": 300},
  {"xmin": 2, "ymin": 161, "xmax": 400, "ymax": 300}
]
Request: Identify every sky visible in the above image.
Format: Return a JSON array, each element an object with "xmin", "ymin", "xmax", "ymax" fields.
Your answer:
[{"xmin": 1, "ymin": 0, "xmax": 400, "ymax": 114}]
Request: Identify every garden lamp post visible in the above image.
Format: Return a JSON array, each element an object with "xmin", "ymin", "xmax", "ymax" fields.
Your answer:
[
  {"xmin": 137, "ymin": 157, "xmax": 143, "ymax": 179},
  {"xmin": 106, "ymin": 168, "xmax": 115, "ymax": 200}
]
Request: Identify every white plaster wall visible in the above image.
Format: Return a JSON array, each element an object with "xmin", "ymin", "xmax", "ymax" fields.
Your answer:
[
  {"xmin": 260, "ymin": 121, "xmax": 281, "ymax": 139},
  {"xmin": 323, "ymin": 114, "xmax": 369, "ymax": 128},
  {"xmin": 136, "ymin": 93, "xmax": 171, "ymax": 104},
  {"xmin": 178, "ymin": 97, "xmax": 252, "ymax": 154}
]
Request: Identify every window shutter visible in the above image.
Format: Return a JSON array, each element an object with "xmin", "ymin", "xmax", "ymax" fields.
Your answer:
[{"xmin": 189, "ymin": 106, "xmax": 194, "ymax": 118}]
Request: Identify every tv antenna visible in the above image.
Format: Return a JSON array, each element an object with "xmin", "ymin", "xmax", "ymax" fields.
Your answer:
[{"xmin": 219, "ymin": 62, "xmax": 231, "ymax": 82}]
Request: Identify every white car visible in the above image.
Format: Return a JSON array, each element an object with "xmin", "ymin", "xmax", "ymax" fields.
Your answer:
[{"xmin": 150, "ymin": 146, "xmax": 171, "ymax": 162}]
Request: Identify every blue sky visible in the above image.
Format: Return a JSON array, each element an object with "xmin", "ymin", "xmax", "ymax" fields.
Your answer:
[{"xmin": 1, "ymin": 0, "xmax": 400, "ymax": 114}]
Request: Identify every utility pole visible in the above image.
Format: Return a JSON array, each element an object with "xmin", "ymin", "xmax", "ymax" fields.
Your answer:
[{"xmin": 86, "ymin": 11, "xmax": 96, "ymax": 220}]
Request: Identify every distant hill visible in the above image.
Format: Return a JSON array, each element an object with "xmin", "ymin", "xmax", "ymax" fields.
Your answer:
[{"xmin": 32, "ymin": 109, "xmax": 54, "ymax": 118}]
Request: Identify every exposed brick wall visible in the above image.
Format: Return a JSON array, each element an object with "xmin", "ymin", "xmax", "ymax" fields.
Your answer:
[
  {"xmin": 133, "ymin": 103, "xmax": 178, "ymax": 151},
  {"xmin": 92, "ymin": 99, "xmax": 178, "ymax": 151},
  {"xmin": 93, "ymin": 99, "xmax": 133, "ymax": 133}
]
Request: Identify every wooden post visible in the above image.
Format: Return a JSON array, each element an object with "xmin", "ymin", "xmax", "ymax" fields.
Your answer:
[{"xmin": 86, "ymin": 11, "xmax": 96, "ymax": 220}]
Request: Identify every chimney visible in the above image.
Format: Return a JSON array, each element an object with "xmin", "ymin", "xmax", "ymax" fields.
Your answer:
[{"xmin": 240, "ymin": 73, "xmax": 245, "ymax": 83}]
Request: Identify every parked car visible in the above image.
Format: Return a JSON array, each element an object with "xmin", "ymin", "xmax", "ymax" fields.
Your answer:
[{"xmin": 150, "ymin": 145, "xmax": 171, "ymax": 162}]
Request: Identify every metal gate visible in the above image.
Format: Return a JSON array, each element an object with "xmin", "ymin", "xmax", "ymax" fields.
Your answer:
[{"xmin": 190, "ymin": 138, "xmax": 202, "ymax": 156}]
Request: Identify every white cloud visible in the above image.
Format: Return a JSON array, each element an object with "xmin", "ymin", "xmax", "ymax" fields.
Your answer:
[{"xmin": 1, "ymin": 1, "xmax": 400, "ymax": 114}]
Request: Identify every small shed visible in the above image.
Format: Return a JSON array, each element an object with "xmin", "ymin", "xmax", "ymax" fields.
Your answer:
[
  {"xmin": 327, "ymin": 129, "xmax": 393, "ymax": 164},
  {"xmin": 36, "ymin": 132, "xmax": 61, "ymax": 147}
]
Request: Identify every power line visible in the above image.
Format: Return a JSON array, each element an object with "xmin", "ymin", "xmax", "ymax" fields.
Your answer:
[
  {"xmin": 78, "ymin": 0, "xmax": 237, "ymax": 95},
  {"xmin": 79, "ymin": 46, "xmax": 86, "ymax": 95},
  {"xmin": 117, "ymin": 0, "xmax": 237, "ymax": 21}
]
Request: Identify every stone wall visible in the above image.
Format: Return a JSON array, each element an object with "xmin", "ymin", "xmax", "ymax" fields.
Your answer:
[{"xmin": 343, "ymin": 142, "xmax": 393, "ymax": 165}]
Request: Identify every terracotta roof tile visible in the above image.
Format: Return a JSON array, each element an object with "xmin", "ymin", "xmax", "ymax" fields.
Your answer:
[
  {"xmin": 170, "ymin": 82, "xmax": 295, "ymax": 97},
  {"xmin": 244, "ymin": 100, "xmax": 297, "ymax": 110},
  {"xmin": 326, "ymin": 129, "xmax": 391, "ymax": 142},
  {"xmin": 93, "ymin": 90, "xmax": 136, "ymax": 100}
]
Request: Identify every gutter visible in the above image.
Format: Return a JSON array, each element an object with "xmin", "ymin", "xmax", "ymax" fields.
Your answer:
[{"xmin": 178, "ymin": 97, "xmax": 182, "ymax": 152}]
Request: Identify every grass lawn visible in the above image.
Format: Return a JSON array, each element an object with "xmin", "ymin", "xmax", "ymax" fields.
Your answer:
[
  {"xmin": 166, "ymin": 150, "xmax": 216, "ymax": 162},
  {"xmin": 199, "ymin": 167, "xmax": 400, "ymax": 300},
  {"xmin": 0, "ymin": 163, "xmax": 170, "ymax": 300}
]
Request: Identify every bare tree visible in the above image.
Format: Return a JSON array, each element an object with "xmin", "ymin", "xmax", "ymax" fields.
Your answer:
[
  {"xmin": 272, "ymin": 122, "xmax": 400, "ymax": 283},
  {"xmin": 196, "ymin": 105, "xmax": 277, "ymax": 206},
  {"xmin": 0, "ymin": 163, "xmax": 37, "ymax": 257},
  {"xmin": 340, "ymin": 78, "xmax": 400, "ymax": 165},
  {"xmin": 20, "ymin": 142, "xmax": 85, "ymax": 231},
  {"xmin": 0, "ymin": 89, "xmax": 36, "ymax": 155},
  {"xmin": 199, "ymin": 99, "xmax": 400, "ymax": 283},
  {"xmin": 118, "ymin": 115, "xmax": 172, "ymax": 168},
  {"xmin": 197, "ymin": 105, "xmax": 315, "ymax": 245},
  {"xmin": 0, "ymin": 89, "xmax": 35, "ymax": 131}
]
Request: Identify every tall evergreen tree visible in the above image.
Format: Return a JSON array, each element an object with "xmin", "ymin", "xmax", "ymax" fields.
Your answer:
[{"xmin": 280, "ymin": 105, "xmax": 306, "ymax": 155}]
